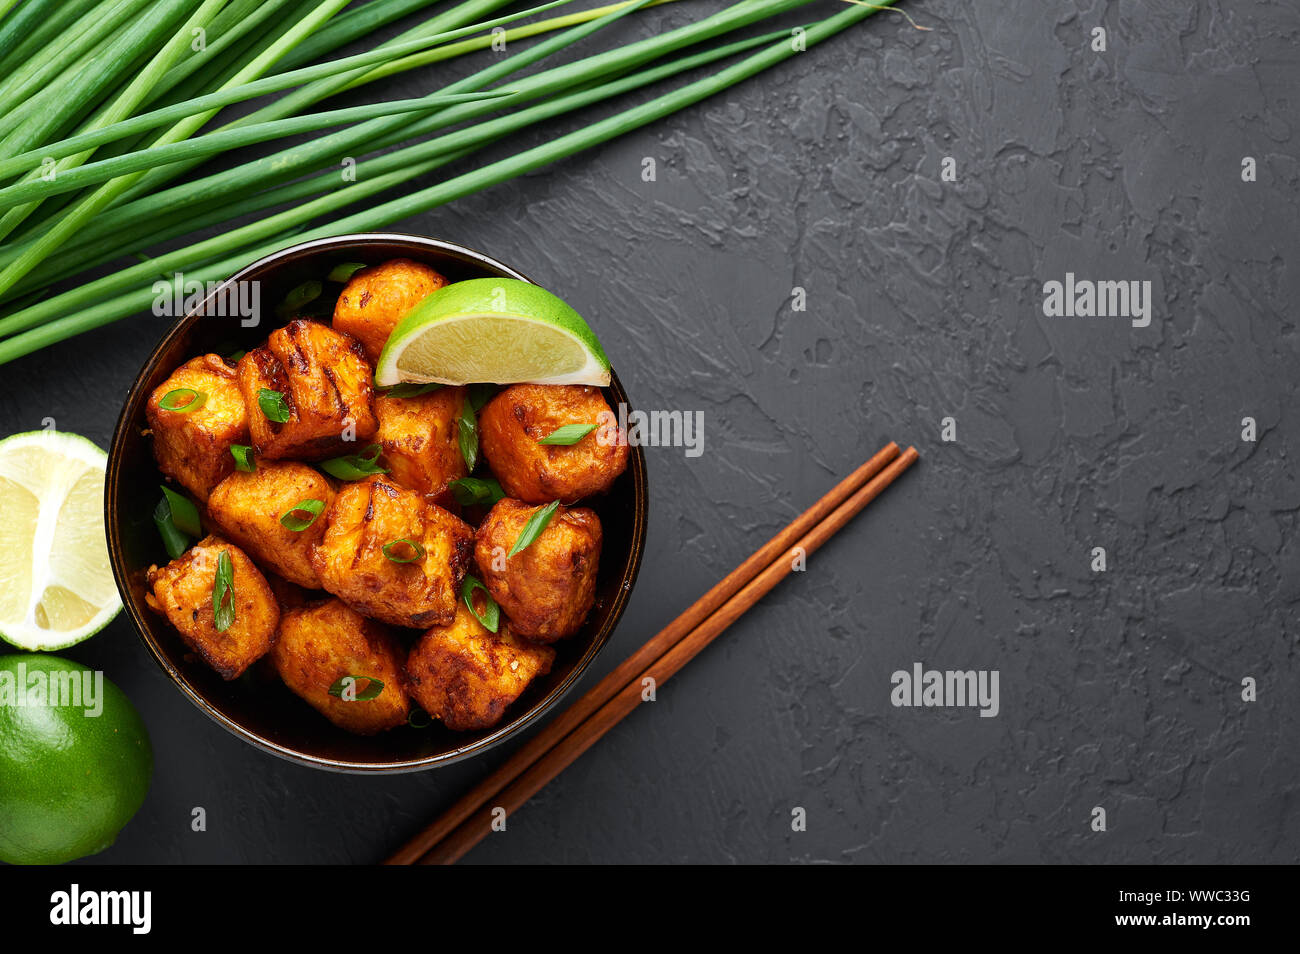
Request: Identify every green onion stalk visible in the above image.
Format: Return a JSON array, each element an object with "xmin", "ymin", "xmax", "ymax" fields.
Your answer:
[
  {"xmin": 0, "ymin": 0, "xmax": 668, "ymax": 287},
  {"xmin": 7, "ymin": 25, "xmax": 792, "ymax": 299},
  {"xmin": 0, "ymin": 0, "xmax": 899, "ymax": 366},
  {"xmin": 0, "ymin": 0, "xmax": 357, "ymax": 294},
  {"xmin": 1, "ymin": 0, "xmax": 792, "ymax": 289}
]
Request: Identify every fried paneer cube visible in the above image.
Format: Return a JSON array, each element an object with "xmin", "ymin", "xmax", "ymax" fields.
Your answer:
[
  {"xmin": 146, "ymin": 354, "xmax": 249, "ymax": 501},
  {"xmin": 236, "ymin": 319, "xmax": 377, "ymax": 461},
  {"xmin": 272, "ymin": 598, "xmax": 410, "ymax": 735},
  {"xmin": 479, "ymin": 384, "xmax": 628, "ymax": 504},
  {"xmin": 406, "ymin": 597, "xmax": 554, "ymax": 731},
  {"xmin": 332, "ymin": 258, "xmax": 448, "ymax": 362},
  {"xmin": 374, "ymin": 385, "xmax": 467, "ymax": 498},
  {"xmin": 474, "ymin": 498, "xmax": 602, "ymax": 643},
  {"xmin": 145, "ymin": 536, "xmax": 278, "ymax": 680},
  {"xmin": 206, "ymin": 461, "xmax": 335, "ymax": 589},
  {"xmin": 310, "ymin": 475, "xmax": 473, "ymax": 628}
]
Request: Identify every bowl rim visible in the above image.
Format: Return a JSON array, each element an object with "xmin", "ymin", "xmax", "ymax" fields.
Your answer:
[{"xmin": 105, "ymin": 231, "xmax": 648, "ymax": 774}]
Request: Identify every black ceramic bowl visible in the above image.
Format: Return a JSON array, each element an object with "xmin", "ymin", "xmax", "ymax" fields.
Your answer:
[{"xmin": 106, "ymin": 233, "xmax": 647, "ymax": 773}]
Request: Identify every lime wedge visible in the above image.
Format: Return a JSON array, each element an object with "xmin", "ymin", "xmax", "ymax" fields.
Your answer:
[
  {"xmin": 0, "ymin": 431, "xmax": 121, "ymax": 651},
  {"xmin": 374, "ymin": 278, "xmax": 612, "ymax": 387}
]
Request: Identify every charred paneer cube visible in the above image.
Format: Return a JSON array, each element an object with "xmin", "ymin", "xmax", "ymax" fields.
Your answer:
[
  {"xmin": 146, "ymin": 354, "xmax": 249, "ymax": 501},
  {"xmin": 206, "ymin": 460, "xmax": 335, "ymax": 589},
  {"xmin": 479, "ymin": 384, "xmax": 628, "ymax": 504},
  {"xmin": 310, "ymin": 475, "xmax": 473, "ymax": 629},
  {"xmin": 332, "ymin": 258, "xmax": 448, "ymax": 362},
  {"xmin": 236, "ymin": 319, "xmax": 377, "ymax": 461},
  {"xmin": 145, "ymin": 536, "xmax": 278, "ymax": 679},
  {"xmin": 405, "ymin": 596, "xmax": 554, "ymax": 731},
  {"xmin": 474, "ymin": 498, "xmax": 602, "ymax": 643},
  {"xmin": 374, "ymin": 385, "xmax": 467, "ymax": 499},
  {"xmin": 272, "ymin": 598, "xmax": 410, "ymax": 734}
]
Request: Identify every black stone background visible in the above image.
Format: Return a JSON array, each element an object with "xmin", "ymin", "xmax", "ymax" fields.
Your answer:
[{"xmin": 1, "ymin": 0, "xmax": 1297, "ymax": 863}]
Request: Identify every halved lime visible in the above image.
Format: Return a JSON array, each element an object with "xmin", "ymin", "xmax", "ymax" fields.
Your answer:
[
  {"xmin": 0, "ymin": 430, "xmax": 121, "ymax": 651},
  {"xmin": 374, "ymin": 278, "xmax": 612, "ymax": 387}
]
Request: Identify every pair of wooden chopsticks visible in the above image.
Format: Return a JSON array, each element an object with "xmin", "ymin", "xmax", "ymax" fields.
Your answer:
[{"xmin": 386, "ymin": 441, "xmax": 919, "ymax": 865}]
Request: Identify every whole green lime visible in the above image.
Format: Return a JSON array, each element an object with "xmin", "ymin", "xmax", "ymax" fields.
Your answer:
[{"xmin": 0, "ymin": 654, "xmax": 152, "ymax": 865}]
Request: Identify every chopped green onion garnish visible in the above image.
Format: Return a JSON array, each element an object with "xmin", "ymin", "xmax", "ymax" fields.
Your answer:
[
  {"xmin": 508, "ymin": 501, "xmax": 560, "ymax": 558},
  {"xmin": 381, "ymin": 382, "xmax": 443, "ymax": 399},
  {"xmin": 257, "ymin": 388, "xmax": 290, "ymax": 423},
  {"xmin": 160, "ymin": 485, "xmax": 201, "ymax": 537},
  {"xmin": 447, "ymin": 476, "xmax": 505, "ymax": 508},
  {"xmin": 279, "ymin": 498, "xmax": 325, "ymax": 531},
  {"xmin": 460, "ymin": 574, "xmax": 500, "ymax": 633},
  {"xmin": 468, "ymin": 383, "xmax": 497, "ymax": 412},
  {"xmin": 382, "ymin": 538, "xmax": 425, "ymax": 563},
  {"xmin": 458, "ymin": 400, "xmax": 478, "ymax": 473},
  {"xmin": 152, "ymin": 498, "xmax": 189, "ymax": 561},
  {"xmin": 320, "ymin": 443, "xmax": 386, "ymax": 480},
  {"xmin": 213, "ymin": 550, "xmax": 236, "ymax": 633},
  {"xmin": 407, "ymin": 708, "xmax": 432, "ymax": 728},
  {"xmin": 230, "ymin": 444, "xmax": 255, "ymax": 472},
  {"xmin": 276, "ymin": 280, "xmax": 322, "ymax": 316},
  {"xmin": 328, "ymin": 675, "xmax": 385, "ymax": 701},
  {"xmin": 538, "ymin": 423, "xmax": 597, "ymax": 446},
  {"xmin": 327, "ymin": 262, "xmax": 369, "ymax": 283},
  {"xmin": 158, "ymin": 388, "xmax": 206, "ymax": 413}
]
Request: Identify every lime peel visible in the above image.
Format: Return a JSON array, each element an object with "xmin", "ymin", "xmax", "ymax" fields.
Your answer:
[{"xmin": 375, "ymin": 278, "xmax": 612, "ymax": 387}]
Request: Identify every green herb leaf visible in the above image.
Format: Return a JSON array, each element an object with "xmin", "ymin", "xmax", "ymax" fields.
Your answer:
[
  {"xmin": 226, "ymin": 349, "xmax": 246, "ymax": 364},
  {"xmin": 160, "ymin": 485, "xmax": 201, "ymax": 537},
  {"xmin": 277, "ymin": 280, "xmax": 321, "ymax": 316},
  {"xmin": 279, "ymin": 498, "xmax": 325, "ymax": 531},
  {"xmin": 328, "ymin": 675, "xmax": 385, "ymax": 701},
  {"xmin": 468, "ymin": 383, "xmax": 497, "ymax": 412},
  {"xmin": 213, "ymin": 550, "xmax": 236, "ymax": 633},
  {"xmin": 152, "ymin": 498, "xmax": 189, "ymax": 561},
  {"xmin": 319, "ymin": 443, "xmax": 386, "ymax": 480},
  {"xmin": 382, "ymin": 538, "xmax": 426, "ymax": 563},
  {"xmin": 380, "ymin": 381, "xmax": 443, "ymax": 399},
  {"xmin": 158, "ymin": 387, "xmax": 206, "ymax": 413},
  {"xmin": 460, "ymin": 574, "xmax": 500, "ymax": 633},
  {"xmin": 508, "ymin": 500, "xmax": 560, "ymax": 558},
  {"xmin": 447, "ymin": 476, "xmax": 505, "ymax": 508},
  {"xmin": 327, "ymin": 262, "xmax": 368, "ymax": 283},
  {"xmin": 257, "ymin": 388, "xmax": 291, "ymax": 423},
  {"xmin": 458, "ymin": 400, "xmax": 478, "ymax": 473},
  {"xmin": 537, "ymin": 423, "xmax": 596, "ymax": 446},
  {"xmin": 230, "ymin": 444, "xmax": 255, "ymax": 472}
]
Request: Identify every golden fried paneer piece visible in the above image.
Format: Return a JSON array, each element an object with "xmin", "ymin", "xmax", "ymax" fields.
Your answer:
[
  {"xmin": 146, "ymin": 354, "xmax": 249, "ymax": 501},
  {"xmin": 206, "ymin": 461, "xmax": 335, "ymax": 589},
  {"xmin": 479, "ymin": 384, "xmax": 628, "ymax": 504},
  {"xmin": 474, "ymin": 498, "xmax": 602, "ymax": 643},
  {"xmin": 236, "ymin": 319, "xmax": 377, "ymax": 461},
  {"xmin": 406, "ymin": 596, "xmax": 555, "ymax": 731},
  {"xmin": 332, "ymin": 258, "xmax": 448, "ymax": 362},
  {"xmin": 145, "ymin": 536, "xmax": 278, "ymax": 680},
  {"xmin": 374, "ymin": 385, "xmax": 467, "ymax": 498},
  {"xmin": 272, "ymin": 598, "xmax": 410, "ymax": 735},
  {"xmin": 311, "ymin": 475, "xmax": 473, "ymax": 628}
]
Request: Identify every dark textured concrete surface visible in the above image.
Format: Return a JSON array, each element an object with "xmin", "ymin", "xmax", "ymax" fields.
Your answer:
[{"xmin": 2, "ymin": 0, "xmax": 1298, "ymax": 864}]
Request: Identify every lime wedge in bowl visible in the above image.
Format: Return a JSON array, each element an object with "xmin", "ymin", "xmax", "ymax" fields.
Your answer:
[
  {"xmin": 374, "ymin": 278, "xmax": 611, "ymax": 387},
  {"xmin": 0, "ymin": 430, "xmax": 121, "ymax": 651}
]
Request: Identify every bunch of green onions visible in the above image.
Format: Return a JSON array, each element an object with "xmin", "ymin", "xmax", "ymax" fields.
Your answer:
[{"xmin": 0, "ymin": 0, "xmax": 899, "ymax": 366}]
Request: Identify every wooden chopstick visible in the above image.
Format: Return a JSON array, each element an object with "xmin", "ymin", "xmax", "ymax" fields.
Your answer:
[
  {"xmin": 384, "ymin": 441, "xmax": 902, "ymax": 865},
  {"xmin": 412, "ymin": 444, "xmax": 919, "ymax": 865}
]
